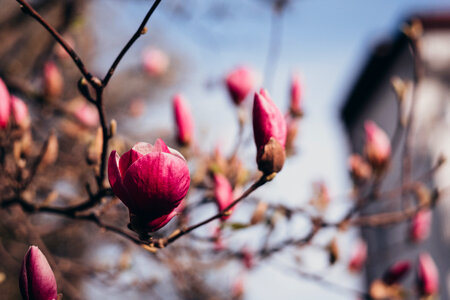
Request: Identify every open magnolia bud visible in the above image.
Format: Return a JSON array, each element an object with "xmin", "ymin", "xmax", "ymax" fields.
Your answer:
[{"xmin": 108, "ymin": 139, "xmax": 190, "ymax": 232}]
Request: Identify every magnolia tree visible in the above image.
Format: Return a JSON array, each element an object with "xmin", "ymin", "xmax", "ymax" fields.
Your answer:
[{"xmin": 0, "ymin": 1, "xmax": 444, "ymax": 299}]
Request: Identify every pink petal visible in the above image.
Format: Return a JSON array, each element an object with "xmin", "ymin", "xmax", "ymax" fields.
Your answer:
[
  {"xmin": 145, "ymin": 209, "xmax": 178, "ymax": 232},
  {"xmin": 122, "ymin": 151, "xmax": 190, "ymax": 216},
  {"xmin": 0, "ymin": 78, "xmax": 11, "ymax": 129},
  {"xmin": 108, "ymin": 151, "xmax": 134, "ymax": 210},
  {"xmin": 253, "ymin": 89, "xmax": 287, "ymax": 150},
  {"xmin": 153, "ymin": 138, "xmax": 170, "ymax": 153}
]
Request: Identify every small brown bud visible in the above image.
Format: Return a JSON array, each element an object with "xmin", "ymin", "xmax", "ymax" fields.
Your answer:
[
  {"xmin": 41, "ymin": 131, "xmax": 58, "ymax": 167},
  {"xmin": 77, "ymin": 77, "xmax": 92, "ymax": 100},
  {"xmin": 327, "ymin": 238, "xmax": 339, "ymax": 265},
  {"xmin": 390, "ymin": 76, "xmax": 411, "ymax": 102},
  {"xmin": 257, "ymin": 137, "xmax": 286, "ymax": 175},
  {"xmin": 110, "ymin": 119, "xmax": 117, "ymax": 137},
  {"xmin": 141, "ymin": 27, "xmax": 148, "ymax": 35}
]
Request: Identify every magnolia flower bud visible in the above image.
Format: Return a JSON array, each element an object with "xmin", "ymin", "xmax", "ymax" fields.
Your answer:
[
  {"xmin": 348, "ymin": 154, "xmax": 372, "ymax": 183},
  {"xmin": 74, "ymin": 102, "xmax": 99, "ymax": 128},
  {"xmin": 290, "ymin": 73, "xmax": 303, "ymax": 116},
  {"xmin": 242, "ymin": 247, "xmax": 254, "ymax": 269},
  {"xmin": 417, "ymin": 253, "xmax": 439, "ymax": 296},
  {"xmin": 142, "ymin": 47, "xmax": 169, "ymax": 76},
  {"xmin": 43, "ymin": 61, "xmax": 63, "ymax": 101},
  {"xmin": 364, "ymin": 121, "xmax": 391, "ymax": 171},
  {"xmin": 108, "ymin": 139, "xmax": 190, "ymax": 232},
  {"xmin": 173, "ymin": 94, "xmax": 194, "ymax": 146},
  {"xmin": 41, "ymin": 132, "xmax": 58, "ymax": 168},
  {"xmin": 410, "ymin": 209, "xmax": 432, "ymax": 243},
  {"xmin": 0, "ymin": 78, "xmax": 11, "ymax": 129},
  {"xmin": 383, "ymin": 260, "xmax": 411, "ymax": 285},
  {"xmin": 19, "ymin": 246, "xmax": 57, "ymax": 300},
  {"xmin": 253, "ymin": 89, "xmax": 287, "ymax": 174},
  {"xmin": 348, "ymin": 239, "xmax": 367, "ymax": 272},
  {"xmin": 12, "ymin": 96, "xmax": 31, "ymax": 129},
  {"xmin": 213, "ymin": 174, "xmax": 234, "ymax": 221},
  {"xmin": 225, "ymin": 66, "xmax": 253, "ymax": 105}
]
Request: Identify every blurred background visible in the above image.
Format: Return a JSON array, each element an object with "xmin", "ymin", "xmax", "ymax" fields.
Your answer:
[{"xmin": 1, "ymin": 0, "xmax": 450, "ymax": 299}]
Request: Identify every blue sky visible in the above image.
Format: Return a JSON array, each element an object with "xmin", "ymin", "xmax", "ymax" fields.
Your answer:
[{"xmin": 89, "ymin": 0, "xmax": 450, "ymax": 298}]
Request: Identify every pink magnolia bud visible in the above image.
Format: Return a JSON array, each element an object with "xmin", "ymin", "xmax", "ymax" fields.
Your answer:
[
  {"xmin": 364, "ymin": 121, "xmax": 391, "ymax": 170},
  {"xmin": 0, "ymin": 78, "xmax": 11, "ymax": 129},
  {"xmin": 19, "ymin": 246, "xmax": 57, "ymax": 300},
  {"xmin": 253, "ymin": 89, "xmax": 287, "ymax": 174},
  {"xmin": 214, "ymin": 174, "xmax": 234, "ymax": 221},
  {"xmin": 43, "ymin": 61, "xmax": 63, "ymax": 100},
  {"xmin": 225, "ymin": 66, "xmax": 253, "ymax": 105},
  {"xmin": 242, "ymin": 247, "xmax": 254, "ymax": 270},
  {"xmin": 348, "ymin": 154, "xmax": 372, "ymax": 182},
  {"xmin": 410, "ymin": 209, "xmax": 432, "ymax": 243},
  {"xmin": 108, "ymin": 139, "xmax": 190, "ymax": 232},
  {"xmin": 417, "ymin": 253, "xmax": 439, "ymax": 296},
  {"xmin": 173, "ymin": 94, "xmax": 194, "ymax": 146},
  {"xmin": 12, "ymin": 96, "xmax": 31, "ymax": 129},
  {"xmin": 142, "ymin": 47, "xmax": 169, "ymax": 76},
  {"xmin": 348, "ymin": 239, "xmax": 367, "ymax": 272},
  {"xmin": 290, "ymin": 73, "xmax": 303, "ymax": 115},
  {"xmin": 73, "ymin": 102, "xmax": 99, "ymax": 128},
  {"xmin": 383, "ymin": 260, "xmax": 411, "ymax": 285}
]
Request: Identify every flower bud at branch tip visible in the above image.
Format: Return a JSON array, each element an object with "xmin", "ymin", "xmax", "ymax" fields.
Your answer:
[
  {"xmin": 19, "ymin": 246, "xmax": 58, "ymax": 300},
  {"xmin": 225, "ymin": 66, "xmax": 254, "ymax": 105},
  {"xmin": 77, "ymin": 77, "xmax": 92, "ymax": 100},
  {"xmin": 364, "ymin": 120, "xmax": 391, "ymax": 172},
  {"xmin": 417, "ymin": 252, "xmax": 439, "ymax": 296},
  {"xmin": 173, "ymin": 94, "xmax": 194, "ymax": 146},
  {"xmin": 214, "ymin": 174, "xmax": 235, "ymax": 221},
  {"xmin": 253, "ymin": 89, "xmax": 287, "ymax": 174}
]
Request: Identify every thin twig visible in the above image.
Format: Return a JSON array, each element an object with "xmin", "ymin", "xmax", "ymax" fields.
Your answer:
[{"xmin": 102, "ymin": 0, "xmax": 163, "ymax": 86}]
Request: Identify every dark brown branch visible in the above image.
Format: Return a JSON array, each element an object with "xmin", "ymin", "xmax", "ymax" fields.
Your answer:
[{"xmin": 158, "ymin": 175, "xmax": 269, "ymax": 247}]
